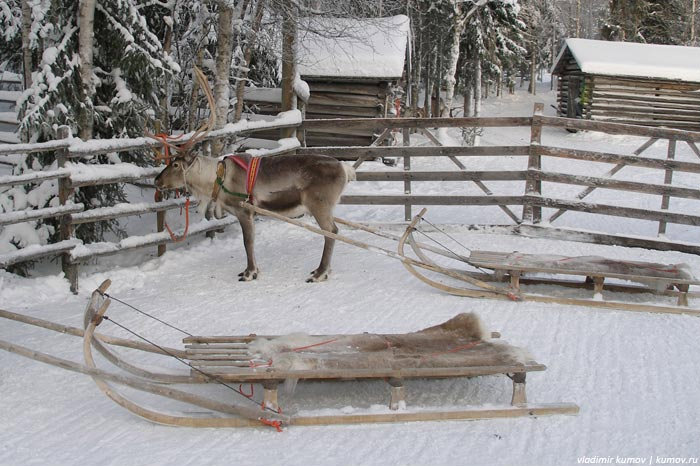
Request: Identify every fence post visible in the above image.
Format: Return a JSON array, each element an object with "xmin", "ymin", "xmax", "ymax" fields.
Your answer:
[
  {"xmin": 403, "ymin": 127, "xmax": 412, "ymax": 221},
  {"xmin": 523, "ymin": 103, "xmax": 544, "ymax": 224},
  {"xmin": 658, "ymin": 138, "xmax": 677, "ymax": 236},
  {"xmin": 57, "ymin": 125, "xmax": 78, "ymax": 293},
  {"xmin": 154, "ymin": 120, "xmax": 167, "ymax": 256}
]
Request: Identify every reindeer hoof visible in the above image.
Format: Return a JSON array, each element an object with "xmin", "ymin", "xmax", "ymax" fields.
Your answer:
[
  {"xmin": 307, "ymin": 270, "xmax": 330, "ymax": 283},
  {"xmin": 238, "ymin": 270, "xmax": 259, "ymax": 281}
]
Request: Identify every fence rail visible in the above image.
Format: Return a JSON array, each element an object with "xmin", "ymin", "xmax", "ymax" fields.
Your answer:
[
  {"xmin": 3, "ymin": 105, "xmax": 700, "ymax": 291},
  {"xmin": 0, "ymin": 112, "xmax": 301, "ymax": 291}
]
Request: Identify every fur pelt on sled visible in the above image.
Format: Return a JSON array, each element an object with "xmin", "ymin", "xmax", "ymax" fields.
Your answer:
[{"xmin": 248, "ymin": 313, "xmax": 533, "ymax": 372}]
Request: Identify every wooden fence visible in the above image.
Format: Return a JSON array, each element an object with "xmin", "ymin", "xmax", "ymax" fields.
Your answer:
[
  {"xmin": 3, "ymin": 104, "xmax": 700, "ymax": 292},
  {"xmin": 299, "ymin": 103, "xmax": 700, "ymax": 255},
  {"xmin": 0, "ymin": 113, "xmax": 300, "ymax": 292}
]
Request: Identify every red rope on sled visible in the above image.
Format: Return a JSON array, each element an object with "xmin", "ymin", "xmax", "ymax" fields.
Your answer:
[
  {"xmin": 260, "ymin": 418, "xmax": 283, "ymax": 432},
  {"xmin": 239, "ymin": 383, "xmax": 254, "ymax": 398},
  {"xmin": 290, "ymin": 338, "xmax": 339, "ymax": 352}
]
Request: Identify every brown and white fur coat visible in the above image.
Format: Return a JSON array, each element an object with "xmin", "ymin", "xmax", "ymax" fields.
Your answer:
[{"xmin": 154, "ymin": 153, "xmax": 355, "ymax": 282}]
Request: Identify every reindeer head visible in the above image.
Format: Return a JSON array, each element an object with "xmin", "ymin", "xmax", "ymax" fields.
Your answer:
[
  {"xmin": 152, "ymin": 66, "xmax": 215, "ymax": 192},
  {"xmin": 153, "ymin": 154, "xmax": 196, "ymax": 190}
]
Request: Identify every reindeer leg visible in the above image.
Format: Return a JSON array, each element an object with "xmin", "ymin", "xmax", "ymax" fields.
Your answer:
[
  {"xmin": 306, "ymin": 203, "xmax": 337, "ymax": 283},
  {"xmin": 235, "ymin": 209, "xmax": 259, "ymax": 281}
]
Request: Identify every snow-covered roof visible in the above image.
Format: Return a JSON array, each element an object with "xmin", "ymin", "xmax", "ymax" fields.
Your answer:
[
  {"xmin": 297, "ymin": 15, "xmax": 409, "ymax": 80},
  {"xmin": 553, "ymin": 38, "xmax": 700, "ymax": 83}
]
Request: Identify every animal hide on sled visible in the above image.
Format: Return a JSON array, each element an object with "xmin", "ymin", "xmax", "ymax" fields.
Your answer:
[{"xmin": 247, "ymin": 313, "xmax": 533, "ymax": 372}]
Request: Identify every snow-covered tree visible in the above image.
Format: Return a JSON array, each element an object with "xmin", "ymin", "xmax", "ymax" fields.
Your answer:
[
  {"xmin": 602, "ymin": 0, "xmax": 687, "ymax": 44},
  {"xmin": 461, "ymin": 1, "xmax": 525, "ymax": 114},
  {"xmin": 0, "ymin": 0, "xmax": 179, "ymax": 269}
]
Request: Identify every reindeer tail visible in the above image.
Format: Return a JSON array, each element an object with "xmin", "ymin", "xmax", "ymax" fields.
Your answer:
[{"xmin": 342, "ymin": 163, "xmax": 357, "ymax": 183}]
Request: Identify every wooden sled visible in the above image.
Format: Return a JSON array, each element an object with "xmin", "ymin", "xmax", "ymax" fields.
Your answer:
[
  {"xmin": 0, "ymin": 280, "xmax": 578, "ymax": 429},
  {"xmin": 397, "ymin": 209, "xmax": 700, "ymax": 317},
  {"xmin": 232, "ymin": 203, "xmax": 700, "ymax": 317}
]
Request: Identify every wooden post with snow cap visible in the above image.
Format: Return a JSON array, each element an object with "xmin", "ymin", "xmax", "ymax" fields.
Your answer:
[{"xmin": 57, "ymin": 125, "xmax": 79, "ymax": 293}]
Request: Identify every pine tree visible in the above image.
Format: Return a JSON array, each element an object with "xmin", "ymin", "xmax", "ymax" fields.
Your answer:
[
  {"xmin": 461, "ymin": 1, "xmax": 525, "ymax": 113},
  {"xmin": 0, "ymin": 0, "xmax": 178, "ymax": 268},
  {"xmin": 603, "ymin": 0, "xmax": 686, "ymax": 44}
]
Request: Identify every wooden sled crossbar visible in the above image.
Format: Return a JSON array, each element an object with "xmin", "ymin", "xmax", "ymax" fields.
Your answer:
[{"xmin": 469, "ymin": 250, "xmax": 699, "ymax": 306}]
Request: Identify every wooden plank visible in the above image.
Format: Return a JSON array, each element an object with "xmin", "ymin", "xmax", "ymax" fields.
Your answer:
[
  {"xmin": 305, "ymin": 106, "xmax": 382, "ymax": 118},
  {"xmin": 70, "ymin": 198, "xmax": 200, "ymax": 225},
  {"xmin": 69, "ymin": 168, "xmax": 163, "ymax": 188},
  {"xmin": 0, "ymin": 308, "xmax": 188, "ymax": 358},
  {"xmin": 538, "ymin": 145, "xmax": 700, "ymax": 174},
  {"xmin": 298, "ymin": 145, "xmax": 531, "ymax": 159},
  {"xmin": 539, "ymin": 115, "xmax": 700, "ymax": 141},
  {"xmin": 591, "ymin": 76, "xmax": 700, "ymax": 91},
  {"xmin": 659, "ymin": 139, "xmax": 677, "ymax": 235},
  {"xmin": 300, "ymin": 116, "xmax": 533, "ymax": 131},
  {"xmin": 0, "ymin": 203, "xmax": 84, "ymax": 227},
  {"xmin": 593, "ymin": 94, "xmax": 700, "ymax": 109},
  {"xmin": 468, "ymin": 251, "xmax": 699, "ymax": 284},
  {"xmin": 0, "ymin": 168, "xmax": 71, "ymax": 188},
  {"xmin": 189, "ymin": 363, "xmax": 548, "ymax": 382},
  {"xmin": 355, "ymin": 171, "xmax": 527, "ymax": 182},
  {"xmin": 591, "ymin": 119, "xmax": 700, "ymax": 131},
  {"xmin": 309, "ymin": 82, "xmax": 384, "ymax": 96},
  {"xmin": 488, "ymin": 223, "xmax": 700, "ymax": 256},
  {"xmin": 529, "ymin": 196, "xmax": 700, "ymax": 227},
  {"xmin": 308, "ymin": 92, "xmax": 382, "ymax": 108},
  {"xmin": 523, "ymin": 103, "xmax": 544, "ymax": 223},
  {"xmin": 686, "ymin": 141, "xmax": 700, "ymax": 160},
  {"xmin": 340, "ymin": 195, "xmax": 525, "ymax": 206},
  {"xmin": 589, "ymin": 109, "xmax": 700, "ymax": 124},
  {"xmin": 0, "ymin": 239, "xmax": 82, "ymax": 267},
  {"xmin": 69, "ymin": 217, "xmax": 237, "ymax": 262},
  {"xmin": 0, "ymin": 139, "xmax": 70, "ymax": 156},
  {"xmin": 531, "ymin": 170, "xmax": 700, "ymax": 200}
]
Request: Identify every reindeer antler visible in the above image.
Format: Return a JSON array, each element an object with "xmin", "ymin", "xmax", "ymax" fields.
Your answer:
[
  {"xmin": 177, "ymin": 66, "xmax": 216, "ymax": 155},
  {"xmin": 147, "ymin": 66, "xmax": 216, "ymax": 161}
]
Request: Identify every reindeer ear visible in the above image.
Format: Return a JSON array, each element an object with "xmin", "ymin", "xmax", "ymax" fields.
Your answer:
[{"xmin": 182, "ymin": 151, "xmax": 197, "ymax": 165}]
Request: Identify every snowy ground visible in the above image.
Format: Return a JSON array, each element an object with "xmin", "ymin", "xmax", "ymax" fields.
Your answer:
[{"xmin": 1, "ymin": 81, "xmax": 700, "ymax": 466}]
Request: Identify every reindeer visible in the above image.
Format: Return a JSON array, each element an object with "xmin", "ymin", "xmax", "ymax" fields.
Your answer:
[{"xmin": 153, "ymin": 68, "xmax": 355, "ymax": 282}]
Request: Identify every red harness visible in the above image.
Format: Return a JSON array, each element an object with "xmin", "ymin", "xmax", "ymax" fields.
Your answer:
[{"xmin": 225, "ymin": 154, "xmax": 261, "ymax": 201}]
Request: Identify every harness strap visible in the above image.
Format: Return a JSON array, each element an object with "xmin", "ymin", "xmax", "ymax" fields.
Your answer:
[{"xmin": 211, "ymin": 154, "xmax": 261, "ymax": 202}]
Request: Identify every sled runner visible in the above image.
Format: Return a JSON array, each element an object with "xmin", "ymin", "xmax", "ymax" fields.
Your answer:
[
  {"xmin": 231, "ymin": 203, "xmax": 700, "ymax": 317},
  {"xmin": 0, "ymin": 280, "xmax": 578, "ymax": 429}
]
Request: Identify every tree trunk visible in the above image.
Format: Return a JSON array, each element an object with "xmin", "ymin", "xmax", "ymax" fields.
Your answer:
[
  {"xmin": 280, "ymin": 0, "xmax": 297, "ymax": 138},
  {"xmin": 442, "ymin": 2, "xmax": 464, "ymax": 117},
  {"xmin": 473, "ymin": 58, "xmax": 481, "ymax": 117},
  {"xmin": 20, "ymin": 0, "xmax": 32, "ymax": 91},
  {"xmin": 213, "ymin": 3, "xmax": 234, "ymax": 151},
  {"xmin": 692, "ymin": 0, "xmax": 697, "ymax": 45},
  {"xmin": 462, "ymin": 56, "xmax": 472, "ymax": 118},
  {"xmin": 423, "ymin": 41, "xmax": 432, "ymax": 117},
  {"xmin": 234, "ymin": 0, "xmax": 266, "ymax": 122},
  {"xmin": 159, "ymin": 16, "xmax": 173, "ymax": 133},
  {"xmin": 78, "ymin": 0, "xmax": 96, "ymax": 140},
  {"xmin": 529, "ymin": 43, "xmax": 537, "ymax": 96},
  {"xmin": 576, "ymin": 0, "xmax": 581, "ymax": 37}
]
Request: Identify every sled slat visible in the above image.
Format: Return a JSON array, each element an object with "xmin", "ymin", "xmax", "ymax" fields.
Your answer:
[{"xmin": 185, "ymin": 363, "xmax": 547, "ymax": 382}]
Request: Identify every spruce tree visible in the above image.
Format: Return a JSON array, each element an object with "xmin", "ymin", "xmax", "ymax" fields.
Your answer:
[{"xmin": 0, "ymin": 0, "xmax": 178, "ymax": 270}]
